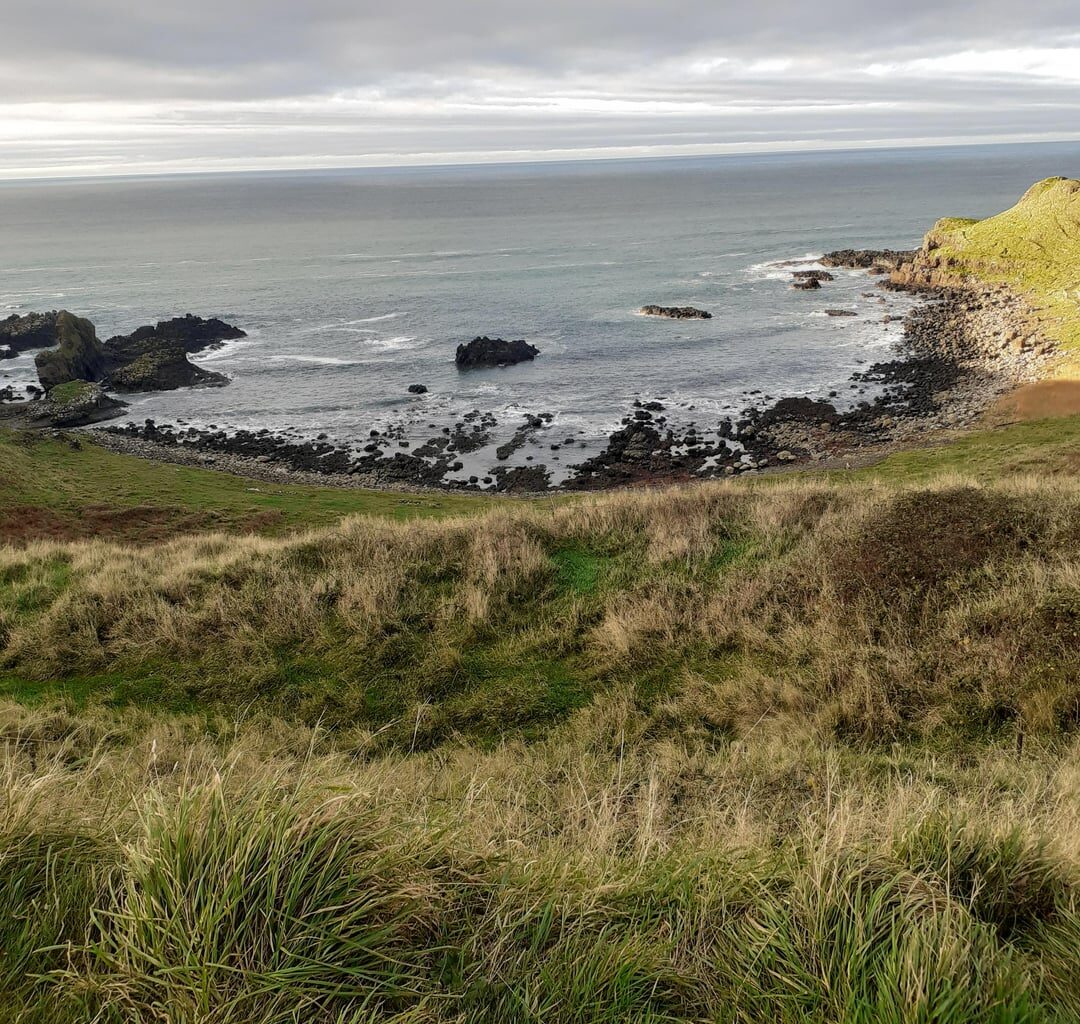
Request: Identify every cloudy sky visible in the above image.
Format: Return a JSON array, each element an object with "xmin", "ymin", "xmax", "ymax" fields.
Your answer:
[{"xmin": 2, "ymin": 0, "xmax": 1079, "ymax": 178}]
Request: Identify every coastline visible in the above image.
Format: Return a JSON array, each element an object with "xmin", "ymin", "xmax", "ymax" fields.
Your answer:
[{"xmin": 77, "ymin": 264, "xmax": 1060, "ymax": 494}]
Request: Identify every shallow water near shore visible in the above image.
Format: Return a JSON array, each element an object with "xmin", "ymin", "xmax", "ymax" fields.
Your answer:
[{"xmin": 2, "ymin": 141, "xmax": 1078, "ymax": 483}]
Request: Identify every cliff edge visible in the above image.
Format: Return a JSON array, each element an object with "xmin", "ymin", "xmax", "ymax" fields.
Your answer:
[{"xmin": 892, "ymin": 177, "xmax": 1080, "ymax": 359}]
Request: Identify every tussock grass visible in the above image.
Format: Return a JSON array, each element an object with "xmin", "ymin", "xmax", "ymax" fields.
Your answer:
[
  {"xmin": 3, "ymin": 474, "xmax": 1078, "ymax": 748},
  {"xmin": 3, "ymin": 457, "xmax": 1080, "ymax": 1020},
  {"xmin": 0, "ymin": 700, "xmax": 1078, "ymax": 1022}
]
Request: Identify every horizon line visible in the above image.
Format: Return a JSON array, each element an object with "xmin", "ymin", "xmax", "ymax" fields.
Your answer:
[{"xmin": 3, "ymin": 132, "xmax": 1080, "ymax": 186}]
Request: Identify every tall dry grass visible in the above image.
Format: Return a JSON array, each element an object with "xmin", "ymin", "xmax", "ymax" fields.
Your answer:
[
  {"xmin": 0, "ymin": 693, "xmax": 1078, "ymax": 1022},
  {"xmin": 2, "ymin": 474, "xmax": 1078, "ymax": 747},
  {"xmin": 2, "ymin": 472, "xmax": 1079, "ymax": 1020}
]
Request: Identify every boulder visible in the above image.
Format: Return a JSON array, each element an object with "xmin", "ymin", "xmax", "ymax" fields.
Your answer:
[
  {"xmin": 34, "ymin": 312, "xmax": 107, "ymax": 390},
  {"xmin": 639, "ymin": 305, "xmax": 712, "ymax": 320},
  {"xmin": 792, "ymin": 271, "xmax": 835, "ymax": 282},
  {"xmin": 455, "ymin": 336, "xmax": 539, "ymax": 369},
  {"xmin": 792, "ymin": 279, "xmax": 821, "ymax": 291},
  {"xmin": 758, "ymin": 397, "xmax": 840, "ymax": 426},
  {"xmin": 825, "ymin": 309, "xmax": 858, "ymax": 317},
  {"xmin": 408, "ymin": 383, "xmax": 428, "ymax": 394}
]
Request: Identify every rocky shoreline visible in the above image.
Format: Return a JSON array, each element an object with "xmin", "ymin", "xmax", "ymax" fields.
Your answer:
[{"xmin": 3, "ymin": 244, "xmax": 1059, "ymax": 495}]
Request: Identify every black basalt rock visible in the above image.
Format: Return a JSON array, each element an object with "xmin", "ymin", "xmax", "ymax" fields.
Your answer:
[{"xmin": 455, "ymin": 337, "xmax": 539, "ymax": 369}]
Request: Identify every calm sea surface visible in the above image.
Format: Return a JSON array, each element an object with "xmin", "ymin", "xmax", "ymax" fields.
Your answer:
[{"xmin": 2, "ymin": 142, "xmax": 1078, "ymax": 481}]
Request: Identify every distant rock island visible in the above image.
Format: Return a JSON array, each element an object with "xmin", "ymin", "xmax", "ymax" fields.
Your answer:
[
  {"xmin": 639, "ymin": 305, "xmax": 712, "ymax": 320},
  {"xmin": 455, "ymin": 336, "xmax": 539, "ymax": 368}
]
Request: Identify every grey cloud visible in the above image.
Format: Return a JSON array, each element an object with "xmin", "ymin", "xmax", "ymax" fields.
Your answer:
[{"xmin": 1, "ymin": 1, "xmax": 1078, "ymax": 176}]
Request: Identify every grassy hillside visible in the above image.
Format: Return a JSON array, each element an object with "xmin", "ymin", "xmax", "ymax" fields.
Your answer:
[
  {"xmin": 3, "ymin": 466, "xmax": 1080, "ymax": 747},
  {"xmin": 1, "ymin": 420, "xmax": 1079, "ymax": 1021},
  {"xmin": 918, "ymin": 176, "xmax": 1080, "ymax": 358}
]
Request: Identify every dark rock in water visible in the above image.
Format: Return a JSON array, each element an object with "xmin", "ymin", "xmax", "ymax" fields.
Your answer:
[
  {"xmin": 105, "ymin": 314, "xmax": 246, "ymax": 357},
  {"xmin": 106, "ymin": 345, "xmax": 228, "ymax": 392},
  {"xmin": 455, "ymin": 336, "xmax": 539, "ymax": 368},
  {"xmin": 102, "ymin": 315, "xmax": 240, "ymax": 390},
  {"xmin": 30, "ymin": 380, "xmax": 126, "ymax": 427},
  {"xmin": 640, "ymin": 305, "xmax": 712, "ymax": 320},
  {"xmin": 34, "ymin": 312, "xmax": 107, "ymax": 390},
  {"xmin": 0, "ymin": 311, "xmax": 61, "ymax": 358},
  {"xmin": 103, "ymin": 316, "xmax": 240, "ymax": 392},
  {"xmin": 792, "ymin": 279, "xmax": 821, "ymax": 291},
  {"xmin": 825, "ymin": 309, "xmax": 858, "ymax": 317},
  {"xmin": 792, "ymin": 270, "xmax": 835, "ymax": 282},
  {"xmin": 32, "ymin": 310, "xmax": 235, "ymax": 394},
  {"xmin": 820, "ymin": 249, "xmax": 915, "ymax": 271},
  {"xmin": 407, "ymin": 383, "xmax": 428, "ymax": 394}
]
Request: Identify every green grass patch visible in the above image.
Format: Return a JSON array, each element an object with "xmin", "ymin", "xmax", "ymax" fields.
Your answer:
[
  {"xmin": 551, "ymin": 546, "xmax": 608, "ymax": 595},
  {"xmin": 805, "ymin": 415, "xmax": 1080, "ymax": 483},
  {"xmin": 45, "ymin": 380, "xmax": 96, "ymax": 405},
  {"xmin": 0, "ymin": 427, "xmax": 503, "ymax": 539},
  {"xmin": 0, "ymin": 668, "xmax": 197, "ymax": 714}
]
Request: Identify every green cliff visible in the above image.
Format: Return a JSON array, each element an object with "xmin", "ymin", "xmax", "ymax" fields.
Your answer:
[{"xmin": 895, "ymin": 177, "xmax": 1080, "ymax": 357}]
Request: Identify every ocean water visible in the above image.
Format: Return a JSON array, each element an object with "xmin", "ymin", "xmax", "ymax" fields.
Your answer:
[{"xmin": 2, "ymin": 142, "xmax": 1078, "ymax": 482}]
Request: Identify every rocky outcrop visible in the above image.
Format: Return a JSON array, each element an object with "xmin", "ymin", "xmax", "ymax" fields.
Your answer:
[
  {"xmin": 820, "ymin": 249, "xmax": 915, "ymax": 271},
  {"xmin": 101, "ymin": 314, "xmax": 239, "ymax": 390},
  {"xmin": 455, "ymin": 337, "xmax": 539, "ymax": 368},
  {"xmin": 106, "ymin": 347, "xmax": 228, "ymax": 392},
  {"xmin": 825, "ymin": 309, "xmax": 858, "ymax": 317},
  {"xmin": 29, "ymin": 310, "xmax": 238, "ymax": 393},
  {"xmin": 792, "ymin": 271, "xmax": 835, "ymax": 282},
  {"xmin": 30, "ymin": 381, "xmax": 126, "ymax": 427},
  {"xmin": 792, "ymin": 279, "xmax": 821, "ymax": 291},
  {"xmin": 639, "ymin": 305, "xmax": 712, "ymax": 320},
  {"xmin": 0, "ymin": 311, "xmax": 61, "ymax": 358},
  {"xmin": 105, "ymin": 314, "xmax": 245, "ymax": 358},
  {"xmin": 34, "ymin": 313, "xmax": 107, "ymax": 390}
]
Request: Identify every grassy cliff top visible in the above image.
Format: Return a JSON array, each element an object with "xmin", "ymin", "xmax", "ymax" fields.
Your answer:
[{"xmin": 923, "ymin": 176, "xmax": 1080, "ymax": 356}]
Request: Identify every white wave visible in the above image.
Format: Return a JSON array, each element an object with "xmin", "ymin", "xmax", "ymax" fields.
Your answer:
[
  {"xmin": 367, "ymin": 335, "xmax": 423, "ymax": 351},
  {"xmin": 298, "ymin": 314, "xmax": 405, "ymax": 336},
  {"xmin": 196, "ymin": 337, "xmax": 259, "ymax": 362},
  {"xmin": 345, "ymin": 313, "xmax": 404, "ymax": 324},
  {"xmin": 745, "ymin": 253, "xmax": 825, "ymax": 281},
  {"xmin": 267, "ymin": 355, "xmax": 361, "ymax": 366}
]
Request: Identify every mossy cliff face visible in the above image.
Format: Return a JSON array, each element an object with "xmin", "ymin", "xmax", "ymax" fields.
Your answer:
[
  {"xmin": 892, "ymin": 178, "xmax": 1080, "ymax": 360},
  {"xmin": 33, "ymin": 312, "xmax": 106, "ymax": 390}
]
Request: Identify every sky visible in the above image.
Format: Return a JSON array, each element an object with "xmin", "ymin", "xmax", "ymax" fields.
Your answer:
[{"xmin": 2, "ymin": 1, "xmax": 1080, "ymax": 179}]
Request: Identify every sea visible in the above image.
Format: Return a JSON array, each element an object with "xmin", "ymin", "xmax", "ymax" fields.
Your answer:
[{"xmin": 2, "ymin": 141, "xmax": 1078, "ymax": 483}]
